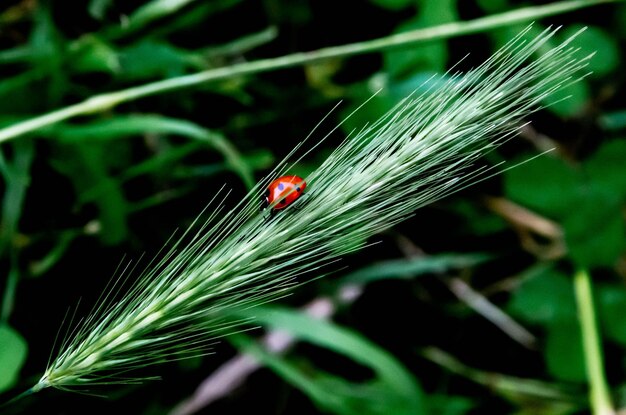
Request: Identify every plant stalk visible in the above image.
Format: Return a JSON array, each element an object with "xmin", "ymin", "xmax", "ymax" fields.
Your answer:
[
  {"xmin": 574, "ymin": 269, "xmax": 615, "ymax": 415},
  {"xmin": 0, "ymin": 0, "xmax": 618, "ymax": 144}
]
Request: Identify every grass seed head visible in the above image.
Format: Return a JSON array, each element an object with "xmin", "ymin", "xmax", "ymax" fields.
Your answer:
[{"xmin": 38, "ymin": 25, "xmax": 591, "ymax": 391}]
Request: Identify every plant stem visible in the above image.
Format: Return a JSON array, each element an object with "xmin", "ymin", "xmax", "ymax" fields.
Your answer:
[
  {"xmin": 0, "ymin": 0, "xmax": 617, "ymax": 144},
  {"xmin": 0, "ymin": 387, "xmax": 35, "ymax": 408},
  {"xmin": 574, "ymin": 269, "xmax": 615, "ymax": 415},
  {"xmin": 0, "ymin": 140, "xmax": 34, "ymax": 322},
  {"xmin": 421, "ymin": 347, "xmax": 577, "ymax": 402}
]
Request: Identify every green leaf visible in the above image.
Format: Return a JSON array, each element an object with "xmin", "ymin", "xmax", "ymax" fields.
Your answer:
[
  {"xmin": 545, "ymin": 320, "xmax": 586, "ymax": 383},
  {"xmin": 88, "ymin": 0, "xmax": 113, "ymax": 20},
  {"xmin": 71, "ymin": 35, "xmax": 120, "ymax": 74},
  {"xmin": 562, "ymin": 185, "xmax": 625, "ymax": 268},
  {"xmin": 29, "ymin": 4, "xmax": 66, "ymax": 106},
  {"xmin": 544, "ymin": 80, "xmax": 590, "ymax": 118},
  {"xmin": 120, "ymin": 142, "xmax": 203, "ymax": 181},
  {"xmin": 47, "ymin": 115, "xmax": 255, "ymax": 188},
  {"xmin": 79, "ymin": 144, "xmax": 129, "ymax": 245},
  {"xmin": 232, "ymin": 306, "xmax": 425, "ymax": 415},
  {"xmin": 560, "ymin": 25, "xmax": 620, "ymax": 77},
  {"xmin": 0, "ymin": 140, "xmax": 34, "ymax": 255},
  {"xmin": 450, "ymin": 200, "xmax": 508, "ymax": 235},
  {"xmin": 508, "ymin": 266, "xmax": 577, "ymax": 325},
  {"xmin": 49, "ymin": 115, "xmax": 210, "ymax": 142},
  {"xmin": 51, "ymin": 143, "xmax": 129, "ymax": 245},
  {"xmin": 425, "ymin": 394, "xmax": 475, "ymax": 415},
  {"xmin": 0, "ymin": 324, "xmax": 28, "ymax": 393},
  {"xmin": 585, "ymin": 139, "xmax": 626, "ymax": 201},
  {"xmin": 506, "ymin": 145, "xmax": 626, "ymax": 267},
  {"xmin": 118, "ymin": 40, "xmax": 194, "ymax": 80},
  {"xmin": 0, "ymin": 70, "xmax": 47, "ymax": 104},
  {"xmin": 0, "ymin": 141, "xmax": 32, "ymax": 318},
  {"xmin": 597, "ymin": 284, "xmax": 626, "ymax": 346},
  {"xmin": 29, "ymin": 5, "xmax": 63, "ymax": 62},
  {"xmin": 504, "ymin": 155, "xmax": 583, "ymax": 219},
  {"xmin": 341, "ymin": 253, "xmax": 491, "ymax": 284}
]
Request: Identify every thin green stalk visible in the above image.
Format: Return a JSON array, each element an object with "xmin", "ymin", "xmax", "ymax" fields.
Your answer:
[
  {"xmin": 0, "ymin": 140, "xmax": 34, "ymax": 322},
  {"xmin": 574, "ymin": 269, "xmax": 615, "ymax": 415},
  {"xmin": 421, "ymin": 347, "xmax": 578, "ymax": 402},
  {"xmin": 0, "ymin": 387, "xmax": 36, "ymax": 409},
  {"xmin": 0, "ymin": 0, "xmax": 617, "ymax": 144}
]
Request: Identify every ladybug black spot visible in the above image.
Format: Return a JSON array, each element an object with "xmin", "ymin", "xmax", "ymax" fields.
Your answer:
[
  {"xmin": 280, "ymin": 199, "xmax": 287, "ymax": 205},
  {"xmin": 277, "ymin": 183, "xmax": 285, "ymax": 191},
  {"xmin": 296, "ymin": 187, "xmax": 301, "ymax": 192}
]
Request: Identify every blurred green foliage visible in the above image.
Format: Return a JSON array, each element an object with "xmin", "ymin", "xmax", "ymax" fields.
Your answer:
[
  {"xmin": 506, "ymin": 140, "xmax": 626, "ymax": 268},
  {"xmin": 233, "ymin": 306, "xmax": 424, "ymax": 415},
  {"xmin": 0, "ymin": 0, "xmax": 625, "ymax": 414}
]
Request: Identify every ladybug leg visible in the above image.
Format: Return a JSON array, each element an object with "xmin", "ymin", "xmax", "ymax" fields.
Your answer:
[
  {"xmin": 260, "ymin": 191, "xmax": 270, "ymax": 212},
  {"xmin": 262, "ymin": 208, "xmax": 275, "ymax": 223},
  {"xmin": 292, "ymin": 192, "xmax": 309, "ymax": 211}
]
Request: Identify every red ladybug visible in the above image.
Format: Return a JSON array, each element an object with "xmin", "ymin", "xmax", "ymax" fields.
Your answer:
[{"xmin": 263, "ymin": 175, "xmax": 306, "ymax": 211}]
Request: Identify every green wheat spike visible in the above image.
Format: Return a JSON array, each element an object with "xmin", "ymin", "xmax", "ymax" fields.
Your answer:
[{"xmin": 36, "ymin": 25, "xmax": 591, "ymax": 391}]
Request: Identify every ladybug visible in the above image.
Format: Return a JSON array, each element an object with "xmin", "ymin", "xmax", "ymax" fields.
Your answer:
[{"xmin": 263, "ymin": 175, "xmax": 306, "ymax": 212}]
